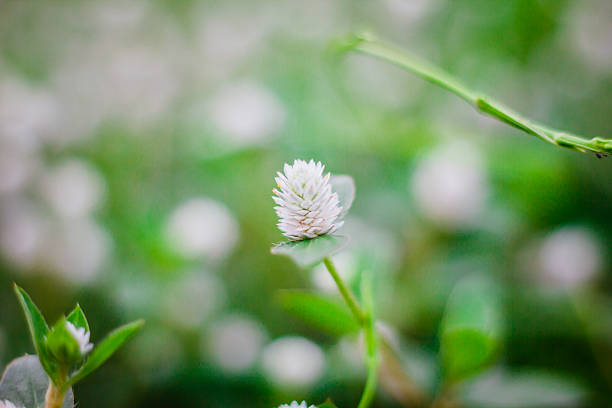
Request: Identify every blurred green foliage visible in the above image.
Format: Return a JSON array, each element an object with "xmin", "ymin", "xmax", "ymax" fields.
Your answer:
[{"xmin": 0, "ymin": 0, "xmax": 611, "ymax": 407}]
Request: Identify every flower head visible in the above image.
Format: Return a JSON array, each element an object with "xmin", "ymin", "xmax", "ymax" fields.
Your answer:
[
  {"xmin": 65, "ymin": 321, "xmax": 94, "ymax": 355},
  {"xmin": 278, "ymin": 401, "xmax": 316, "ymax": 408},
  {"xmin": 0, "ymin": 400, "xmax": 23, "ymax": 408},
  {"xmin": 273, "ymin": 159, "xmax": 343, "ymax": 240}
]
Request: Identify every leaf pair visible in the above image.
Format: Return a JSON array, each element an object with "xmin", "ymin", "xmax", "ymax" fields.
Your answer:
[{"xmin": 13, "ymin": 284, "xmax": 144, "ymax": 390}]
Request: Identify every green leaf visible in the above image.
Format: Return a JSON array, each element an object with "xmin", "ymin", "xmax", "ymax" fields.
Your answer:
[
  {"xmin": 439, "ymin": 275, "xmax": 503, "ymax": 382},
  {"xmin": 0, "ymin": 355, "xmax": 74, "ymax": 408},
  {"xmin": 13, "ymin": 284, "xmax": 58, "ymax": 383},
  {"xmin": 318, "ymin": 399, "xmax": 339, "ymax": 408},
  {"xmin": 67, "ymin": 319, "xmax": 144, "ymax": 386},
  {"xmin": 330, "ymin": 175, "xmax": 355, "ymax": 218},
  {"xmin": 459, "ymin": 369, "xmax": 587, "ymax": 408},
  {"xmin": 66, "ymin": 303, "xmax": 89, "ymax": 332},
  {"xmin": 271, "ymin": 235, "xmax": 349, "ymax": 268},
  {"xmin": 276, "ymin": 290, "xmax": 360, "ymax": 336}
]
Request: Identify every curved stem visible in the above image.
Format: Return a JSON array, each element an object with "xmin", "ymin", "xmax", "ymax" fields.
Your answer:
[
  {"xmin": 323, "ymin": 257, "xmax": 365, "ymax": 324},
  {"xmin": 337, "ymin": 33, "xmax": 612, "ymax": 156},
  {"xmin": 322, "ymin": 257, "xmax": 379, "ymax": 408}
]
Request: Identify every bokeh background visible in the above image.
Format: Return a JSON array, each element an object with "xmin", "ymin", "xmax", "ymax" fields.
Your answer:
[{"xmin": 0, "ymin": 0, "xmax": 611, "ymax": 407}]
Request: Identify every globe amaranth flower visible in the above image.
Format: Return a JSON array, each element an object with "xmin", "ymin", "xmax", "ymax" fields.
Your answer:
[
  {"xmin": 65, "ymin": 321, "xmax": 94, "ymax": 355},
  {"xmin": 278, "ymin": 401, "xmax": 316, "ymax": 408},
  {"xmin": 0, "ymin": 400, "xmax": 23, "ymax": 408},
  {"xmin": 273, "ymin": 159, "xmax": 343, "ymax": 241}
]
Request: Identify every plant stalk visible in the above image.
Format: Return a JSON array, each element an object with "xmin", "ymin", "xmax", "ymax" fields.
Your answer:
[
  {"xmin": 338, "ymin": 33, "xmax": 612, "ymax": 156},
  {"xmin": 323, "ymin": 257, "xmax": 366, "ymax": 324},
  {"xmin": 323, "ymin": 257, "xmax": 379, "ymax": 408},
  {"xmin": 357, "ymin": 274, "xmax": 379, "ymax": 408},
  {"xmin": 45, "ymin": 365, "xmax": 67, "ymax": 408}
]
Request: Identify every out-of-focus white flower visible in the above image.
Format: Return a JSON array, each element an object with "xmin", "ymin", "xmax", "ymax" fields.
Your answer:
[
  {"xmin": 537, "ymin": 226, "xmax": 602, "ymax": 288},
  {"xmin": 273, "ymin": 159, "xmax": 343, "ymax": 240},
  {"xmin": 567, "ymin": 1, "xmax": 612, "ymax": 70},
  {"xmin": 0, "ymin": 77, "xmax": 60, "ymax": 152},
  {"xmin": 261, "ymin": 336, "xmax": 325, "ymax": 388},
  {"xmin": 165, "ymin": 198, "xmax": 239, "ymax": 260},
  {"xmin": 40, "ymin": 218, "xmax": 112, "ymax": 285},
  {"xmin": 381, "ymin": 0, "xmax": 438, "ymax": 25},
  {"xmin": 207, "ymin": 81, "xmax": 286, "ymax": 146},
  {"xmin": 52, "ymin": 42, "xmax": 180, "ymax": 137},
  {"xmin": 312, "ymin": 251, "xmax": 356, "ymax": 293},
  {"xmin": 126, "ymin": 325, "xmax": 184, "ymax": 382},
  {"xmin": 0, "ymin": 400, "xmax": 22, "ymax": 408},
  {"xmin": 0, "ymin": 199, "xmax": 47, "ymax": 269},
  {"xmin": 65, "ymin": 321, "xmax": 93, "ymax": 355},
  {"xmin": 278, "ymin": 401, "xmax": 316, "ymax": 408},
  {"xmin": 206, "ymin": 314, "xmax": 267, "ymax": 374},
  {"xmin": 0, "ymin": 148, "xmax": 37, "ymax": 195},
  {"xmin": 162, "ymin": 271, "xmax": 226, "ymax": 329},
  {"xmin": 411, "ymin": 141, "xmax": 488, "ymax": 229},
  {"xmin": 195, "ymin": 13, "xmax": 268, "ymax": 80},
  {"xmin": 38, "ymin": 159, "xmax": 105, "ymax": 218}
]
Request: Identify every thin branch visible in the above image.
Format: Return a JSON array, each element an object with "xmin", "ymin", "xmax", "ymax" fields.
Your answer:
[{"xmin": 336, "ymin": 33, "xmax": 612, "ymax": 156}]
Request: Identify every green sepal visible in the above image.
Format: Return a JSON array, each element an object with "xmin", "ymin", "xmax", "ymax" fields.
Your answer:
[
  {"xmin": 13, "ymin": 284, "xmax": 59, "ymax": 384},
  {"xmin": 67, "ymin": 319, "xmax": 144, "ymax": 387},
  {"xmin": 276, "ymin": 289, "xmax": 360, "ymax": 336},
  {"xmin": 317, "ymin": 399, "xmax": 339, "ymax": 408},
  {"xmin": 271, "ymin": 235, "xmax": 349, "ymax": 268},
  {"xmin": 46, "ymin": 317, "xmax": 83, "ymax": 366},
  {"xmin": 330, "ymin": 175, "xmax": 355, "ymax": 219},
  {"xmin": 66, "ymin": 303, "xmax": 89, "ymax": 332}
]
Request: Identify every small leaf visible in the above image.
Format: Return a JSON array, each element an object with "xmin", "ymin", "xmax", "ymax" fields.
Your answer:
[
  {"xmin": 330, "ymin": 175, "xmax": 355, "ymax": 219},
  {"xmin": 271, "ymin": 235, "xmax": 349, "ymax": 268},
  {"xmin": 66, "ymin": 304, "xmax": 89, "ymax": 332},
  {"xmin": 318, "ymin": 399, "xmax": 339, "ymax": 408},
  {"xmin": 0, "ymin": 355, "xmax": 74, "ymax": 408},
  {"xmin": 13, "ymin": 284, "xmax": 58, "ymax": 383},
  {"xmin": 67, "ymin": 319, "xmax": 144, "ymax": 386},
  {"xmin": 277, "ymin": 290, "xmax": 360, "ymax": 336},
  {"xmin": 439, "ymin": 275, "xmax": 503, "ymax": 382},
  {"xmin": 459, "ymin": 368, "xmax": 587, "ymax": 408}
]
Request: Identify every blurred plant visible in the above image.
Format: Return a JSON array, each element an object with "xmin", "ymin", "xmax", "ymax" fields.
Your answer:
[
  {"xmin": 337, "ymin": 33, "xmax": 612, "ymax": 157},
  {"xmin": 0, "ymin": 285, "xmax": 144, "ymax": 408},
  {"xmin": 271, "ymin": 159, "xmax": 377, "ymax": 408},
  {"xmin": 270, "ymin": 160, "xmax": 587, "ymax": 408}
]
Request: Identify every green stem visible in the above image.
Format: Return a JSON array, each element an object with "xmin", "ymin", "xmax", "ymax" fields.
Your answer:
[
  {"xmin": 358, "ymin": 275, "xmax": 379, "ymax": 408},
  {"xmin": 45, "ymin": 365, "xmax": 68, "ymax": 408},
  {"xmin": 323, "ymin": 257, "xmax": 366, "ymax": 324},
  {"xmin": 337, "ymin": 33, "xmax": 612, "ymax": 156},
  {"xmin": 322, "ymin": 257, "xmax": 379, "ymax": 408}
]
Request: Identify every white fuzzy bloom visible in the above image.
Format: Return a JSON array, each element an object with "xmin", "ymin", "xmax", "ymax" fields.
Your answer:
[
  {"xmin": 0, "ymin": 400, "xmax": 23, "ymax": 408},
  {"xmin": 65, "ymin": 321, "xmax": 93, "ymax": 355},
  {"xmin": 278, "ymin": 402, "xmax": 316, "ymax": 408},
  {"xmin": 273, "ymin": 159, "xmax": 343, "ymax": 240}
]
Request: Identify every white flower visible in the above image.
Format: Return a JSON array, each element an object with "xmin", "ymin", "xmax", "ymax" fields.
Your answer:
[
  {"xmin": 0, "ymin": 400, "xmax": 23, "ymax": 408},
  {"xmin": 65, "ymin": 321, "xmax": 93, "ymax": 355},
  {"xmin": 261, "ymin": 336, "xmax": 326, "ymax": 388},
  {"xmin": 278, "ymin": 401, "xmax": 316, "ymax": 408},
  {"xmin": 273, "ymin": 159, "xmax": 343, "ymax": 240}
]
